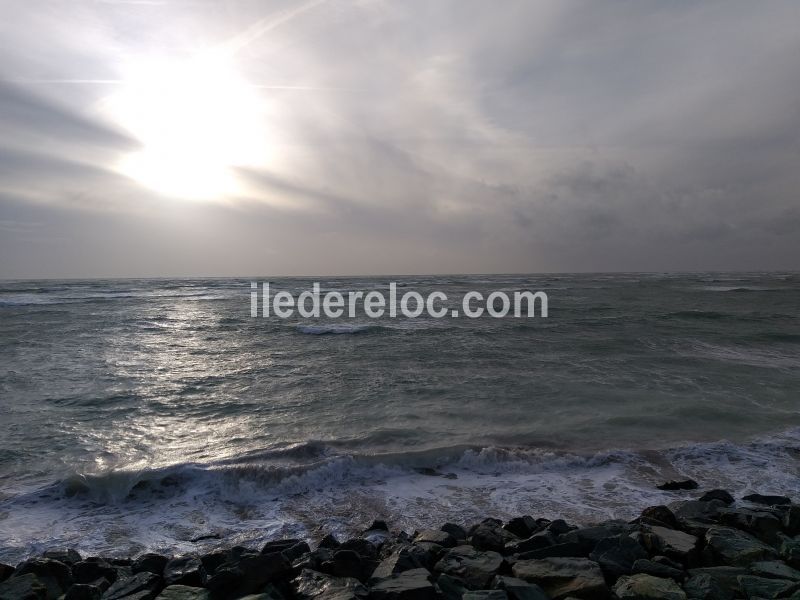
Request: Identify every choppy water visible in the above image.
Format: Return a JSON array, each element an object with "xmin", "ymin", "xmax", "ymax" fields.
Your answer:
[{"xmin": 1, "ymin": 272, "xmax": 799, "ymax": 562}]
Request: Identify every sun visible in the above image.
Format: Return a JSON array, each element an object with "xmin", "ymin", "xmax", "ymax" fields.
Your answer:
[{"xmin": 105, "ymin": 52, "xmax": 272, "ymax": 200}]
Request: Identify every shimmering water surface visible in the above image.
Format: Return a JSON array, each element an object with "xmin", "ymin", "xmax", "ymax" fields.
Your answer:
[{"xmin": 0, "ymin": 273, "xmax": 799, "ymax": 562}]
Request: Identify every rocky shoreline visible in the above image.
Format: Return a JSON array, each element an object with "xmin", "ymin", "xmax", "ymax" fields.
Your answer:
[{"xmin": 2, "ymin": 487, "xmax": 800, "ymax": 600}]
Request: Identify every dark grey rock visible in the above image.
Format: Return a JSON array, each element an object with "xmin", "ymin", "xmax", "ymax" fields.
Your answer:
[
  {"xmin": 699, "ymin": 490, "xmax": 735, "ymax": 505},
  {"xmin": 511, "ymin": 557, "xmax": 608, "ymax": 600},
  {"xmin": 504, "ymin": 517, "xmax": 538, "ymax": 540},
  {"xmin": 589, "ymin": 535, "xmax": 648, "ymax": 580},
  {"xmin": 292, "ymin": 568, "xmax": 368, "ymax": 600},
  {"xmin": 154, "ymin": 585, "xmax": 211, "ymax": 600},
  {"xmin": 517, "ymin": 542, "xmax": 585, "ymax": 561},
  {"xmin": 132, "ymin": 555, "xmax": 169, "ymax": 577},
  {"xmin": 441, "ymin": 524, "xmax": 468, "ymax": 542},
  {"xmin": 749, "ymin": 560, "xmax": 800, "ymax": 581},
  {"xmin": 545, "ymin": 520, "xmax": 573, "ymax": 537},
  {"xmin": 13, "ymin": 558, "xmax": 74, "ymax": 599},
  {"xmin": 631, "ymin": 559, "xmax": 685, "ymax": 582},
  {"xmin": 162, "ymin": 557, "xmax": 205, "ymax": 588},
  {"xmin": 205, "ymin": 550, "xmax": 289, "ymax": 598},
  {"xmin": 658, "ymin": 480, "xmax": 699, "ymax": 491},
  {"xmin": 779, "ymin": 535, "xmax": 800, "ymax": 569},
  {"xmin": 505, "ymin": 532, "xmax": 556, "ymax": 555},
  {"xmin": 369, "ymin": 547, "xmax": 423, "ymax": 582},
  {"xmin": 704, "ymin": 526, "xmax": 778, "ymax": 566},
  {"xmin": 0, "ymin": 564, "xmax": 13, "ymax": 583},
  {"xmin": 671, "ymin": 500, "xmax": 726, "ymax": 532},
  {"xmin": 322, "ymin": 550, "xmax": 362, "ymax": 580},
  {"xmin": 462, "ymin": 591, "xmax": 508, "ymax": 600},
  {"xmin": 736, "ymin": 574, "xmax": 799, "ymax": 599},
  {"xmin": 639, "ymin": 506, "xmax": 680, "ymax": 529},
  {"xmin": 718, "ymin": 507, "xmax": 783, "ymax": 545},
  {"xmin": 492, "ymin": 575, "xmax": 549, "ymax": 600},
  {"xmin": 65, "ymin": 583, "xmax": 104, "ymax": 600},
  {"xmin": 42, "ymin": 549, "xmax": 82, "ymax": 566},
  {"xmin": 73, "ymin": 559, "xmax": 117, "ymax": 585},
  {"xmin": 435, "ymin": 573, "xmax": 467, "ymax": 600},
  {"xmin": 414, "ymin": 530, "xmax": 456, "ymax": 548},
  {"xmin": 743, "ymin": 494, "xmax": 791, "ymax": 507},
  {"xmin": 558, "ymin": 522, "xmax": 634, "ymax": 553},
  {"xmin": 434, "ymin": 546, "xmax": 504, "ymax": 590},
  {"xmin": 101, "ymin": 572, "xmax": 162, "ymax": 600},
  {"xmin": 471, "ymin": 522, "xmax": 516, "ymax": 553},
  {"xmin": 319, "ymin": 534, "xmax": 341, "ymax": 550},
  {"xmin": 369, "ymin": 568, "xmax": 436, "ymax": 600},
  {"xmin": 0, "ymin": 573, "xmax": 47, "ymax": 600},
  {"xmin": 641, "ymin": 525, "xmax": 699, "ymax": 565},
  {"xmin": 365, "ymin": 520, "xmax": 389, "ymax": 532},
  {"xmin": 685, "ymin": 567, "xmax": 748, "ymax": 600},
  {"xmin": 338, "ymin": 539, "xmax": 377, "ymax": 560},
  {"xmin": 613, "ymin": 573, "xmax": 686, "ymax": 600}
]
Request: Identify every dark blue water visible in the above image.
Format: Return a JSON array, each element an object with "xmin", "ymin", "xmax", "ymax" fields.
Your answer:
[{"xmin": 1, "ymin": 272, "xmax": 799, "ymax": 562}]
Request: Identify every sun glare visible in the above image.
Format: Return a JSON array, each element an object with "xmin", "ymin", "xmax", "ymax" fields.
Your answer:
[{"xmin": 106, "ymin": 53, "xmax": 272, "ymax": 200}]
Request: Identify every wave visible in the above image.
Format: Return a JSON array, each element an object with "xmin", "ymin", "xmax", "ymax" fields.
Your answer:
[{"xmin": 294, "ymin": 323, "xmax": 387, "ymax": 335}]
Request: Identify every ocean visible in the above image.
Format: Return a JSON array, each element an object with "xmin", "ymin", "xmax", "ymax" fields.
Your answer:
[{"xmin": 0, "ymin": 272, "xmax": 799, "ymax": 563}]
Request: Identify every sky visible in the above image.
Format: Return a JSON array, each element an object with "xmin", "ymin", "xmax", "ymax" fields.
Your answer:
[{"xmin": 0, "ymin": 0, "xmax": 799, "ymax": 278}]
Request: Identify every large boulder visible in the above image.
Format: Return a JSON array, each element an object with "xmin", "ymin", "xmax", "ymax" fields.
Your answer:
[
  {"xmin": 505, "ymin": 532, "xmax": 556, "ymax": 556},
  {"xmin": 13, "ymin": 558, "xmax": 74, "ymax": 599},
  {"xmin": 470, "ymin": 521, "xmax": 517, "ymax": 553},
  {"xmin": 704, "ymin": 527, "xmax": 778, "ymax": 566},
  {"xmin": 511, "ymin": 557, "xmax": 608, "ymax": 600},
  {"xmin": 589, "ymin": 535, "xmax": 648, "ymax": 580},
  {"xmin": 504, "ymin": 517, "xmax": 539, "ymax": 540},
  {"xmin": 369, "ymin": 547, "xmax": 423, "ymax": 582},
  {"xmin": 698, "ymin": 490, "xmax": 734, "ymax": 505},
  {"xmin": 641, "ymin": 526, "xmax": 699, "ymax": 565},
  {"xmin": 162, "ymin": 557, "xmax": 205, "ymax": 588},
  {"xmin": 434, "ymin": 546, "xmax": 504, "ymax": 590},
  {"xmin": 750, "ymin": 560, "xmax": 800, "ymax": 581},
  {"xmin": 74, "ymin": 558, "xmax": 117, "ymax": 585},
  {"xmin": 742, "ymin": 494, "xmax": 791, "ymax": 507},
  {"xmin": 684, "ymin": 567, "xmax": 747, "ymax": 600},
  {"xmin": 101, "ymin": 572, "xmax": 162, "ymax": 600},
  {"xmin": 205, "ymin": 549, "xmax": 289, "ymax": 598},
  {"xmin": 42, "ymin": 549, "xmax": 82, "ymax": 566},
  {"xmin": 0, "ymin": 573, "xmax": 47, "ymax": 600},
  {"xmin": 718, "ymin": 507, "xmax": 783, "ymax": 545},
  {"xmin": 65, "ymin": 583, "xmax": 104, "ymax": 600},
  {"xmin": 631, "ymin": 559, "xmax": 685, "ymax": 582},
  {"xmin": 132, "ymin": 555, "xmax": 169, "ymax": 577},
  {"xmin": 462, "ymin": 592, "xmax": 508, "ymax": 600},
  {"xmin": 613, "ymin": 574, "xmax": 686, "ymax": 600},
  {"xmin": 154, "ymin": 586, "xmax": 211, "ymax": 600},
  {"xmin": 492, "ymin": 575, "xmax": 549, "ymax": 600},
  {"xmin": 414, "ymin": 530, "xmax": 456, "ymax": 548},
  {"xmin": 736, "ymin": 574, "xmax": 799, "ymax": 599},
  {"xmin": 292, "ymin": 568, "xmax": 368, "ymax": 600},
  {"xmin": 558, "ymin": 522, "xmax": 634, "ymax": 554},
  {"xmin": 370, "ymin": 568, "xmax": 436, "ymax": 599}
]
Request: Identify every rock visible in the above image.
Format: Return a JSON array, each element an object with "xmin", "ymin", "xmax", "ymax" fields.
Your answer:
[
  {"xmin": 435, "ymin": 573, "xmax": 467, "ymax": 600},
  {"xmin": 462, "ymin": 592, "xmax": 508, "ymax": 600},
  {"xmin": 631, "ymin": 559, "xmax": 685, "ymax": 582},
  {"xmin": 434, "ymin": 546, "xmax": 504, "ymax": 589},
  {"xmin": 319, "ymin": 534, "xmax": 341, "ymax": 550},
  {"xmin": 511, "ymin": 557, "xmax": 608, "ymax": 600},
  {"xmin": 516, "ymin": 542, "xmax": 585, "ymax": 561},
  {"xmin": 369, "ymin": 568, "xmax": 436, "ymax": 599},
  {"xmin": 492, "ymin": 575, "xmax": 549, "ymax": 600},
  {"xmin": 74, "ymin": 558, "xmax": 117, "ymax": 585},
  {"xmin": 505, "ymin": 532, "xmax": 556, "ymax": 555},
  {"xmin": 365, "ymin": 520, "xmax": 389, "ymax": 532},
  {"xmin": 685, "ymin": 567, "xmax": 748, "ymax": 600},
  {"xmin": 471, "ymin": 521, "xmax": 516, "ymax": 553},
  {"xmin": 699, "ymin": 490, "xmax": 735, "ymax": 505},
  {"xmin": 0, "ymin": 564, "xmax": 13, "ymax": 583},
  {"xmin": 162, "ymin": 557, "xmax": 205, "ymax": 588},
  {"xmin": 640, "ymin": 506, "xmax": 680, "ymax": 529},
  {"xmin": 65, "ymin": 583, "xmax": 104, "ymax": 600},
  {"xmin": 293, "ymin": 568, "xmax": 368, "ymax": 600},
  {"xmin": 671, "ymin": 500, "xmax": 726, "ymax": 533},
  {"xmin": 155, "ymin": 585, "xmax": 211, "ymax": 600},
  {"xmin": 13, "ymin": 558, "xmax": 74, "ymax": 599},
  {"xmin": 132, "ymin": 555, "xmax": 169, "ymax": 576},
  {"xmin": 504, "ymin": 517, "xmax": 539, "ymax": 540},
  {"xmin": 718, "ymin": 507, "xmax": 783, "ymax": 544},
  {"xmin": 369, "ymin": 547, "xmax": 423, "ymax": 582},
  {"xmin": 0, "ymin": 573, "xmax": 47, "ymax": 600},
  {"xmin": 338, "ymin": 539, "xmax": 377, "ymax": 560},
  {"xmin": 658, "ymin": 480, "xmax": 699, "ymax": 491},
  {"xmin": 42, "ymin": 549, "xmax": 82, "ymax": 566},
  {"xmin": 749, "ymin": 560, "xmax": 800, "ymax": 581},
  {"xmin": 641, "ymin": 526, "xmax": 699, "ymax": 565},
  {"xmin": 441, "ymin": 524, "xmax": 468, "ymax": 542},
  {"xmin": 736, "ymin": 574, "xmax": 799, "ymax": 599},
  {"xmin": 613, "ymin": 574, "xmax": 687, "ymax": 600},
  {"xmin": 322, "ymin": 550, "xmax": 363, "ymax": 580},
  {"xmin": 414, "ymin": 530, "xmax": 456, "ymax": 548},
  {"xmin": 102, "ymin": 572, "xmax": 162, "ymax": 600},
  {"xmin": 743, "ymin": 494, "xmax": 792, "ymax": 507},
  {"xmin": 779, "ymin": 535, "xmax": 800, "ymax": 569},
  {"xmin": 546, "ymin": 520, "xmax": 574, "ymax": 536},
  {"xmin": 559, "ymin": 522, "xmax": 634, "ymax": 553},
  {"xmin": 704, "ymin": 526, "xmax": 778, "ymax": 566},
  {"xmin": 589, "ymin": 535, "xmax": 648, "ymax": 580},
  {"xmin": 205, "ymin": 550, "xmax": 290, "ymax": 598}
]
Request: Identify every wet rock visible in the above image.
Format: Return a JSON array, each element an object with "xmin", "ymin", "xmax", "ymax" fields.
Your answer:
[
  {"xmin": 492, "ymin": 575, "xmax": 549, "ymax": 600},
  {"xmin": 658, "ymin": 480, "xmax": 699, "ymax": 491},
  {"xmin": 338, "ymin": 539, "xmax": 377, "ymax": 561},
  {"xmin": 414, "ymin": 530, "xmax": 457, "ymax": 548},
  {"xmin": 65, "ymin": 583, "xmax": 104, "ymax": 600},
  {"xmin": 101, "ymin": 572, "xmax": 162, "ymax": 600},
  {"xmin": 639, "ymin": 506, "xmax": 680, "ymax": 529},
  {"xmin": 322, "ymin": 550, "xmax": 363, "ymax": 580},
  {"xmin": 504, "ymin": 517, "xmax": 539, "ymax": 540},
  {"xmin": 205, "ymin": 550, "xmax": 290, "ymax": 598},
  {"xmin": 749, "ymin": 560, "xmax": 800, "ymax": 581},
  {"xmin": 369, "ymin": 547, "xmax": 423, "ymax": 582},
  {"xmin": 370, "ymin": 567, "xmax": 436, "ymax": 599},
  {"xmin": 589, "ymin": 535, "xmax": 648, "ymax": 580},
  {"xmin": 779, "ymin": 535, "xmax": 800, "ymax": 569},
  {"xmin": 704, "ymin": 526, "xmax": 778, "ymax": 566},
  {"xmin": 154, "ymin": 585, "xmax": 211, "ymax": 600},
  {"xmin": 365, "ymin": 520, "xmax": 389, "ymax": 532},
  {"xmin": 162, "ymin": 557, "xmax": 205, "ymax": 588},
  {"xmin": 292, "ymin": 568, "xmax": 368, "ymax": 600},
  {"xmin": 613, "ymin": 573, "xmax": 686, "ymax": 600},
  {"xmin": 434, "ymin": 546, "xmax": 504, "ymax": 589},
  {"xmin": 0, "ymin": 564, "xmax": 13, "ymax": 583},
  {"xmin": 511, "ymin": 557, "xmax": 608, "ymax": 600},
  {"xmin": 671, "ymin": 500, "xmax": 726, "ymax": 533},
  {"xmin": 74, "ymin": 560, "xmax": 116, "ymax": 587},
  {"xmin": 641, "ymin": 526, "xmax": 699, "ymax": 566},
  {"xmin": 685, "ymin": 567, "xmax": 747, "ymax": 600},
  {"xmin": 435, "ymin": 573, "xmax": 467, "ymax": 600},
  {"xmin": 441, "ymin": 524, "xmax": 468, "ymax": 542},
  {"xmin": 505, "ymin": 532, "xmax": 556, "ymax": 555},
  {"xmin": 319, "ymin": 534, "xmax": 341, "ymax": 550},
  {"xmin": 545, "ymin": 520, "xmax": 574, "ymax": 537},
  {"xmin": 132, "ymin": 555, "xmax": 169, "ymax": 577},
  {"xmin": 736, "ymin": 574, "xmax": 799, "ymax": 599},
  {"xmin": 718, "ymin": 507, "xmax": 783, "ymax": 545},
  {"xmin": 471, "ymin": 521, "xmax": 517, "ymax": 553},
  {"xmin": 516, "ymin": 542, "xmax": 585, "ymax": 561},
  {"xmin": 699, "ymin": 490, "xmax": 734, "ymax": 505},
  {"xmin": 14, "ymin": 558, "xmax": 74, "ymax": 599},
  {"xmin": 42, "ymin": 549, "xmax": 82, "ymax": 566},
  {"xmin": 742, "ymin": 494, "xmax": 791, "ymax": 507},
  {"xmin": 559, "ymin": 522, "xmax": 634, "ymax": 554},
  {"xmin": 462, "ymin": 591, "xmax": 508, "ymax": 600},
  {"xmin": 631, "ymin": 559, "xmax": 685, "ymax": 582},
  {"xmin": 0, "ymin": 573, "xmax": 47, "ymax": 600}
]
